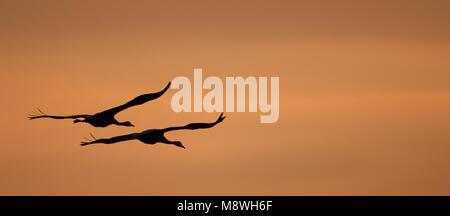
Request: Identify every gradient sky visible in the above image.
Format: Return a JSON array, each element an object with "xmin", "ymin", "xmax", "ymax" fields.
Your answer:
[{"xmin": 0, "ymin": 0, "xmax": 449, "ymax": 195}]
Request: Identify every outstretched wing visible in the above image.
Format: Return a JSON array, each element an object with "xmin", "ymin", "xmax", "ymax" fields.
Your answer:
[
  {"xmin": 162, "ymin": 113, "xmax": 226, "ymax": 132},
  {"xmin": 97, "ymin": 82, "xmax": 171, "ymax": 116},
  {"xmin": 28, "ymin": 109, "xmax": 90, "ymax": 120},
  {"xmin": 80, "ymin": 133, "xmax": 138, "ymax": 146}
]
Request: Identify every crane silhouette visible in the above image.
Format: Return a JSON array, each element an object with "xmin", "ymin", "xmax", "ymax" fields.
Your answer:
[
  {"xmin": 29, "ymin": 82, "xmax": 171, "ymax": 127},
  {"xmin": 80, "ymin": 113, "xmax": 226, "ymax": 148}
]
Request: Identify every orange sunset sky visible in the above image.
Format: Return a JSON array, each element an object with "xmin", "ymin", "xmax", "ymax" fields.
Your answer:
[{"xmin": 0, "ymin": 0, "xmax": 449, "ymax": 195}]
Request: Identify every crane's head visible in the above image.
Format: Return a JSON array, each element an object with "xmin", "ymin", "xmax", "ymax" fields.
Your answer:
[
  {"xmin": 173, "ymin": 141, "xmax": 185, "ymax": 149},
  {"xmin": 73, "ymin": 119, "xmax": 84, "ymax": 124},
  {"xmin": 120, "ymin": 121, "xmax": 135, "ymax": 127}
]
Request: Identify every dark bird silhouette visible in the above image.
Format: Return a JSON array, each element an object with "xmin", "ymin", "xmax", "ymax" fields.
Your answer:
[
  {"xmin": 80, "ymin": 113, "xmax": 226, "ymax": 148},
  {"xmin": 28, "ymin": 82, "xmax": 171, "ymax": 127}
]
